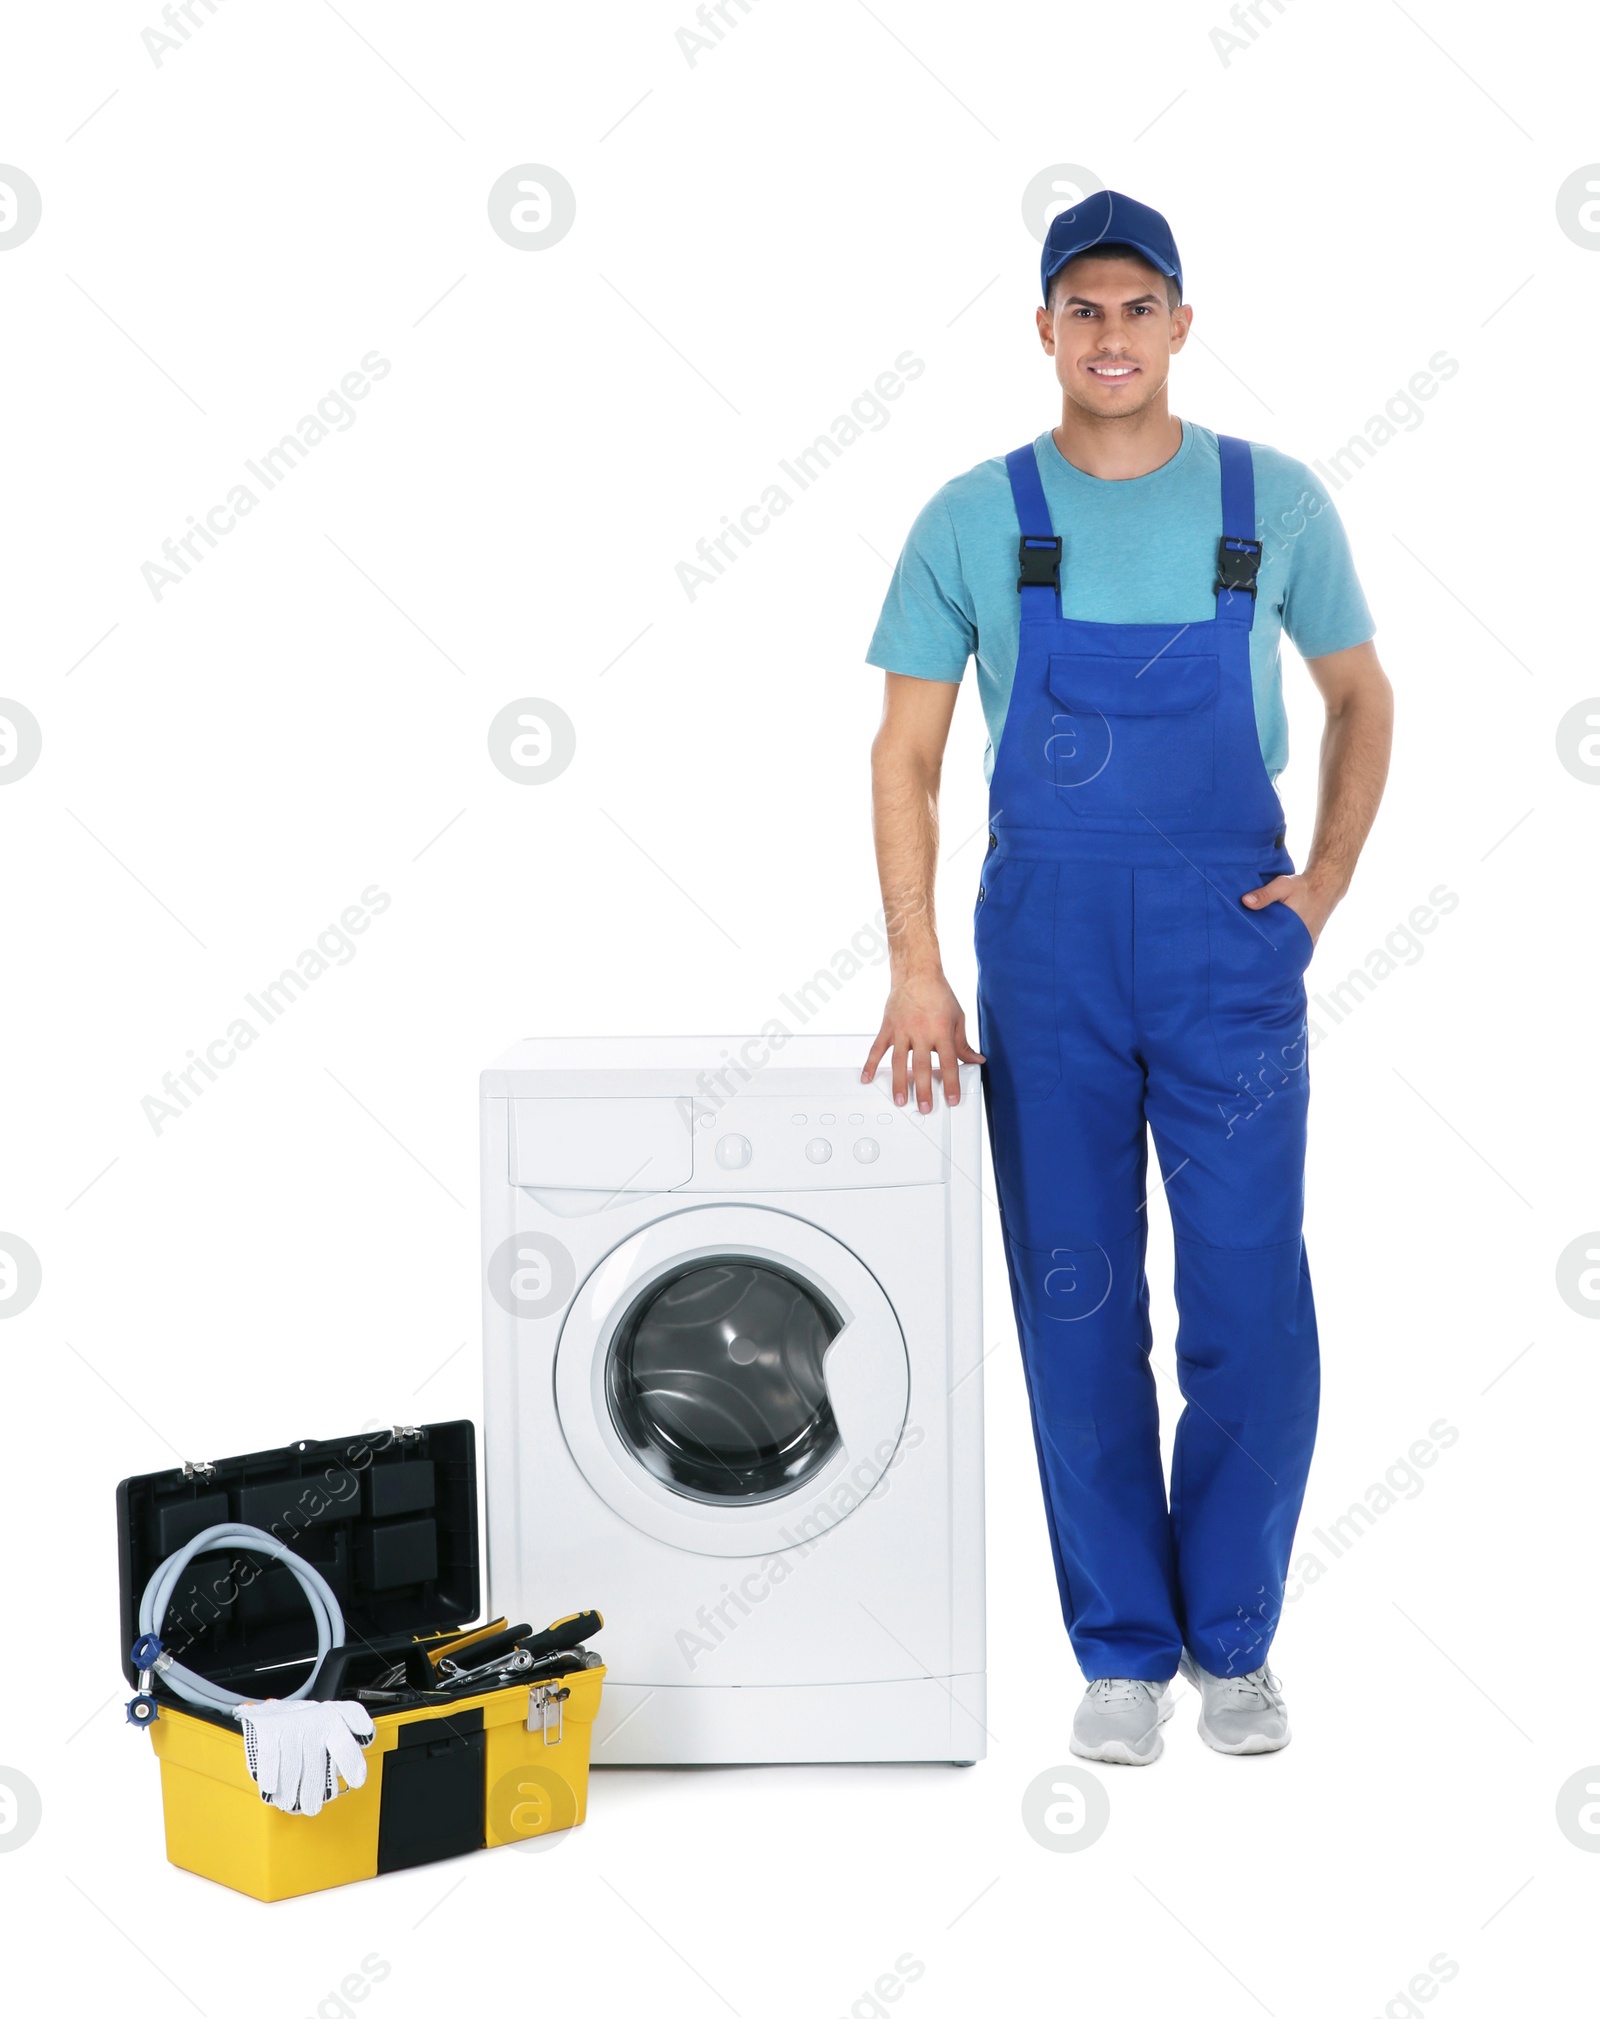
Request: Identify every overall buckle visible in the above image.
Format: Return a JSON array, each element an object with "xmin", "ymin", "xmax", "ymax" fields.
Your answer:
[
  {"xmin": 1215, "ymin": 535, "xmax": 1263, "ymax": 596},
  {"xmin": 1017, "ymin": 535, "xmax": 1062, "ymax": 591}
]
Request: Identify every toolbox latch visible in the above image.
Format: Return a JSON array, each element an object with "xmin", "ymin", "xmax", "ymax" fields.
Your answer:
[{"xmin": 527, "ymin": 1684, "xmax": 571, "ymax": 1746}]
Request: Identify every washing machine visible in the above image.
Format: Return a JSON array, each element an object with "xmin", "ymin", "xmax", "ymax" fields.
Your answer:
[{"xmin": 480, "ymin": 1034, "xmax": 985, "ymax": 1765}]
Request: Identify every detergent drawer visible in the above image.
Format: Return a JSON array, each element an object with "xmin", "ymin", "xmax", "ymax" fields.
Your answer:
[{"xmin": 509, "ymin": 1098, "xmax": 693, "ymax": 1191}]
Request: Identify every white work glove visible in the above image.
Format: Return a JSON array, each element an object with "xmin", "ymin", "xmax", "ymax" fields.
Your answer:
[{"xmin": 233, "ymin": 1700, "xmax": 376, "ymax": 1817}]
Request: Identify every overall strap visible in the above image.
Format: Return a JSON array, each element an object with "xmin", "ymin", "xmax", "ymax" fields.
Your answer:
[
  {"xmin": 1005, "ymin": 443, "xmax": 1062, "ymax": 620},
  {"xmin": 1214, "ymin": 433, "xmax": 1261, "ymax": 629}
]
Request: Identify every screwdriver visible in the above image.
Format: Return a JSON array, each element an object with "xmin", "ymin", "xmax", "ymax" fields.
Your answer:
[
  {"xmin": 521, "ymin": 1611, "xmax": 603, "ymax": 1660},
  {"xmin": 434, "ymin": 1612, "xmax": 602, "ymax": 1681}
]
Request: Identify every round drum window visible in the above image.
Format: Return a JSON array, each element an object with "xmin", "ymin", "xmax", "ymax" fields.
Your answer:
[{"xmin": 606, "ymin": 1258, "xmax": 842, "ymax": 1504}]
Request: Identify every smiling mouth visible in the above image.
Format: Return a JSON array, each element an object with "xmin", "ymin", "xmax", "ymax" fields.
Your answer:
[{"xmin": 1086, "ymin": 361, "xmax": 1138, "ymax": 381}]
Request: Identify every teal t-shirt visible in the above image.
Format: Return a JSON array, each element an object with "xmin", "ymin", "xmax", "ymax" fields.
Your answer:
[{"xmin": 865, "ymin": 421, "xmax": 1375, "ymax": 783}]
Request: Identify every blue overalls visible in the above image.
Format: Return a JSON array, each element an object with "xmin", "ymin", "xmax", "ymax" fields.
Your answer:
[{"xmin": 976, "ymin": 434, "xmax": 1319, "ymax": 1682}]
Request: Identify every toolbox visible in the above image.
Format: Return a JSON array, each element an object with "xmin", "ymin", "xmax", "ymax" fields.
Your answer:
[{"xmin": 117, "ymin": 1420, "xmax": 604, "ymax": 1901}]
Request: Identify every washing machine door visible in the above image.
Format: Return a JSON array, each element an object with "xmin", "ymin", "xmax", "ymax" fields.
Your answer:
[{"xmin": 553, "ymin": 1204, "xmax": 909, "ymax": 1557}]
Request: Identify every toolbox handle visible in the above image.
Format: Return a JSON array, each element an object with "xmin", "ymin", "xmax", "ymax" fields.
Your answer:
[{"xmin": 305, "ymin": 1644, "xmax": 364, "ymax": 1701}]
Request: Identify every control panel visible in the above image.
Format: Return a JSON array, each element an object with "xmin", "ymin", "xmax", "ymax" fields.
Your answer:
[{"xmin": 682, "ymin": 1095, "xmax": 951, "ymax": 1191}]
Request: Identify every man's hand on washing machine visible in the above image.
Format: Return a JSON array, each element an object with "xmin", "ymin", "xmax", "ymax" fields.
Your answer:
[
  {"xmin": 863, "ymin": 972, "xmax": 984, "ymax": 1113},
  {"xmin": 1241, "ymin": 872, "xmax": 1337, "ymax": 947}
]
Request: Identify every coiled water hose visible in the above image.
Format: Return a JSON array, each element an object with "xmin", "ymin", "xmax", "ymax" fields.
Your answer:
[{"xmin": 131, "ymin": 1522, "xmax": 345, "ymax": 1715}]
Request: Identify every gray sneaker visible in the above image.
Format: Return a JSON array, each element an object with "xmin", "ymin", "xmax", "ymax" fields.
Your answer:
[
  {"xmin": 1070, "ymin": 1677, "xmax": 1176, "ymax": 1767},
  {"xmin": 1179, "ymin": 1651, "xmax": 1291, "ymax": 1755}
]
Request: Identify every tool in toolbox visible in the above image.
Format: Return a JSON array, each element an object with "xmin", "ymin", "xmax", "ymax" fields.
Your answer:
[
  {"xmin": 366, "ymin": 1616, "xmax": 513, "ymax": 1693},
  {"xmin": 117, "ymin": 1420, "xmax": 607, "ymax": 1900},
  {"xmin": 357, "ymin": 1610, "xmax": 606, "ymax": 1698},
  {"xmin": 442, "ymin": 1648, "xmax": 532, "ymax": 1688},
  {"xmin": 437, "ymin": 1612, "xmax": 603, "ymax": 1684}
]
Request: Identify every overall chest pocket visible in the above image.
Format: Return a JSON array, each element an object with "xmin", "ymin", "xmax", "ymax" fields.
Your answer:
[{"xmin": 1046, "ymin": 652, "xmax": 1218, "ymax": 818}]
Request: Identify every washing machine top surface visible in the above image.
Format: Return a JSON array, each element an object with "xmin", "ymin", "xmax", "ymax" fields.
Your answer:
[
  {"xmin": 481, "ymin": 1033, "xmax": 981, "ymax": 1102},
  {"xmin": 487, "ymin": 1034, "xmax": 872, "ymax": 1075}
]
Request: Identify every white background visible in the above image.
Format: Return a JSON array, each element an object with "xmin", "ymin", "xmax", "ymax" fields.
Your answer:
[{"xmin": 2, "ymin": 1, "xmax": 1597, "ymax": 2013}]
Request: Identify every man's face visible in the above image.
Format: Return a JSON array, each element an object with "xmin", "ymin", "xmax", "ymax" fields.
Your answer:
[{"xmin": 1036, "ymin": 253, "xmax": 1191, "ymax": 419}]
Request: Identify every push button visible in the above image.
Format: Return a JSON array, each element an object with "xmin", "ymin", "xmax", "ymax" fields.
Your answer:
[
  {"xmin": 804, "ymin": 1138, "xmax": 832, "ymax": 1164},
  {"xmin": 715, "ymin": 1133, "xmax": 752, "ymax": 1169},
  {"xmin": 987, "ymin": 832, "xmax": 998, "ymax": 852},
  {"xmin": 853, "ymin": 1138, "xmax": 880, "ymax": 1164}
]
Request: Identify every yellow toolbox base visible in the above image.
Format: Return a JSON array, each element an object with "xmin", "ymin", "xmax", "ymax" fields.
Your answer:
[{"xmin": 148, "ymin": 1666, "xmax": 604, "ymax": 1902}]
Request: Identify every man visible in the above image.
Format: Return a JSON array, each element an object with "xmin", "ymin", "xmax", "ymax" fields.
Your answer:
[{"xmin": 861, "ymin": 190, "xmax": 1392, "ymax": 1764}]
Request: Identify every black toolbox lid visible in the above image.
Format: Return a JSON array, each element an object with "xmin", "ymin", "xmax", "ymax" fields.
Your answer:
[{"xmin": 116, "ymin": 1421, "xmax": 479, "ymax": 1691}]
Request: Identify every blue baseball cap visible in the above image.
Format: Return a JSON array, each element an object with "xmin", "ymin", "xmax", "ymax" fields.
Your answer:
[{"xmin": 1041, "ymin": 189, "xmax": 1183, "ymax": 305}]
